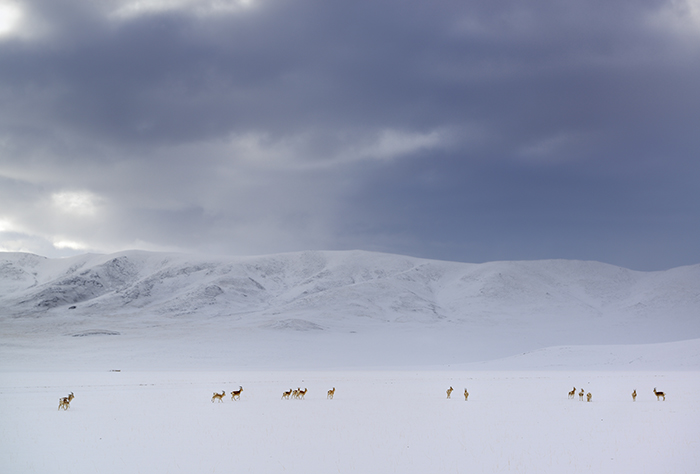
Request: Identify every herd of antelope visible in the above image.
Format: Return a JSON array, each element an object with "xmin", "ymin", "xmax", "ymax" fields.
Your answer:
[
  {"xmin": 211, "ymin": 386, "xmax": 245, "ymax": 402},
  {"xmin": 446, "ymin": 386, "xmax": 469, "ymax": 401},
  {"xmin": 567, "ymin": 387, "xmax": 592, "ymax": 401},
  {"xmin": 213, "ymin": 386, "xmax": 315, "ymax": 402},
  {"xmin": 566, "ymin": 386, "xmax": 667, "ymax": 402},
  {"xmin": 281, "ymin": 387, "xmax": 308, "ymax": 400},
  {"xmin": 56, "ymin": 385, "xmax": 669, "ymax": 410}
]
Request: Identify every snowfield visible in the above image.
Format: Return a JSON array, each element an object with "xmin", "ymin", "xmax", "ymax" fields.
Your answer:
[
  {"xmin": 1, "ymin": 250, "xmax": 699, "ymax": 473},
  {"xmin": 1, "ymin": 370, "xmax": 698, "ymax": 474}
]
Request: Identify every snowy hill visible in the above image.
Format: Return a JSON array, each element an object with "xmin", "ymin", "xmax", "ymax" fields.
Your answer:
[{"xmin": 1, "ymin": 250, "xmax": 699, "ymax": 370}]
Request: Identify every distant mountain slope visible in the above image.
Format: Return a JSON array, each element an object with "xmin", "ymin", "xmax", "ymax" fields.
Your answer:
[
  {"xmin": 1, "ymin": 250, "xmax": 699, "ymax": 369},
  {"xmin": 2, "ymin": 250, "xmax": 698, "ymax": 323}
]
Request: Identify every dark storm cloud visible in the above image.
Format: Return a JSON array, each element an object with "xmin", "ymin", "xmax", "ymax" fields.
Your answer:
[
  {"xmin": 1, "ymin": 0, "xmax": 699, "ymax": 269},
  {"xmin": 3, "ymin": 0, "xmax": 685, "ymax": 144}
]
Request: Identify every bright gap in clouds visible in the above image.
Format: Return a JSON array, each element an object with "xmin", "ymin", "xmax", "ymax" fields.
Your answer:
[
  {"xmin": 0, "ymin": 1, "xmax": 22, "ymax": 37},
  {"xmin": 52, "ymin": 239, "xmax": 88, "ymax": 250},
  {"xmin": 0, "ymin": 219, "xmax": 34, "ymax": 253},
  {"xmin": 649, "ymin": 0, "xmax": 700, "ymax": 36},
  {"xmin": 0, "ymin": 218, "xmax": 13, "ymax": 233},
  {"xmin": 110, "ymin": 0, "xmax": 257, "ymax": 19},
  {"xmin": 51, "ymin": 191, "xmax": 101, "ymax": 216}
]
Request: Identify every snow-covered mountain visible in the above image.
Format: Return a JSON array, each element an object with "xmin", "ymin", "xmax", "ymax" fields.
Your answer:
[{"xmin": 1, "ymin": 250, "xmax": 699, "ymax": 370}]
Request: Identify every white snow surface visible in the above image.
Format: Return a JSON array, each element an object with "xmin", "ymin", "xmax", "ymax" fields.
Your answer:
[
  {"xmin": 2, "ymin": 370, "xmax": 699, "ymax": 473},
  {"xmin": 1, "ymin": 250, "xmax": 699, "ymax": 473},
  {"xmin": 1, "ymin": 249, "xmax": 699, "ymax": 370}
]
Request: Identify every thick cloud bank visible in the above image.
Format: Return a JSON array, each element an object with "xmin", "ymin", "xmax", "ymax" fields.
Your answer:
[{"xmin": 1, "ymin": 0, "xmax": 699, "ymax": 269}]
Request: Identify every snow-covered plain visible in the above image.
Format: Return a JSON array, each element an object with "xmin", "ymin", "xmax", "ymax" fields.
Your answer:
[
  {"xmin": 1, "ymin": 250, "xmax": 699, "ymax": 473},
  {"xmin": 2, "ymin": 370, "xmax": 698, "ymax": 473}
]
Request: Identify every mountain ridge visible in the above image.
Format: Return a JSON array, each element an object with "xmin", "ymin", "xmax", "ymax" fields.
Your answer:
[
  {"xmin": 2, "ymin": 249, "xmax": 698, "ymax": 322},
  {"xmin": 1, "ymin": 250, "xmax": 698, "ymax": 369}
]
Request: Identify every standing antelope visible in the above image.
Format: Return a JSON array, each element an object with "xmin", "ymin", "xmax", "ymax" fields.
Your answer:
[
  {"xmin": 58, "ymin": 392, "xmax": 74, "ymax": 410},
  {"xmin": 231, "ymin": 386, "xmax": 244, "ymax": 401},
  {"xmin": 632, "ymin": 389, "xmax": 637, "ymax": 401},
  {"xmin": 298, "ymin": 388, "xmax": 307, "ymax": 399},
  {"xmin": 446, "ymin": 386, "xmax": 454, "ymax": 399},
  {"xmin": 212, "ymin": 391, "xmax": 225, "ymax": 403},
  {"xmin": 464, "ymin": 388, "xmax": 469, "ymax": 401},
  {"xmin": 327, "ymin": 387, "xmax": 335, "ymax": 399},
  {"xmin": 568, "ymin": 387, "xmax": 576, "ymax": 399},
  {"xmin": 282, "ymin": 389, "xmax": 293, "ymax": 400},
  {"xmin": 579, "ymin": 389, "xmax": 585, "ymax": 401},
  {"xmin": 586, "ymin": 392, "xmax": 592, "ymax": 402},
  {"xmin": 653, "ymin": 388, "xmax": 666, "ymax": 401}
]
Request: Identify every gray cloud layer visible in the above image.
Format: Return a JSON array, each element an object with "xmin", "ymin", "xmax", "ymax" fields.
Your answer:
[{"xmin": 1, "ymin": 0, "xmax": 699, "ymax": 269}]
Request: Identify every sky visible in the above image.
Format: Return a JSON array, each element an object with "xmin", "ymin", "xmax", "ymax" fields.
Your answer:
[{"xmin": 0, "ymin": 0, "xmax": 699, "ymax": 271}]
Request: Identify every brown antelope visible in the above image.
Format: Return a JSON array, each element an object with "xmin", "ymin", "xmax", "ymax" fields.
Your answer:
[
  {"xmin": 231, "ymin": 386, "xmax": 243, "ymax": 401},
  {"xmin": 632, "ymin": 389, "xmax": 637, "ymax": 401},
  {"xmin": 653, "ymin": 388, "xmax": 666, "ymax": 401},
  {"xmin": 586, "ymin": 392, "xmax": 592, "ymax": 402},
  {"xmin": 446, "ymin": 386, "xmax": 453, "ymax": 399},
  {"xmin": 464, "ymin": 388, "xmax": 469, "ymax": 401},
  {"xmin": 298, "ymin": 388, "xmax": 307, "ymax": 399},
  {"xmin": 292, "ymin": 388, "xmax": 300, "ymax": 399},
  {"xmin": 282, "ymin": 389, "xmax": 293, "ymax": 400},
  {"xmin": 58, "ymin": 392, "xmax": 74, "ymax": 410},
  {"xmin": 327, "ymin": 387, "xmax": 335, "ymax": 399},
  {"xmin": 212, "ymin": 391, "xmax": 225, "ymax": 403},
  {"xmin": 568, "ymin": 387, "xmax": 576, "ymax": 399},
  {"xmin": 579, "ymin": 389, "xmax": 585, "ymax": 401}
]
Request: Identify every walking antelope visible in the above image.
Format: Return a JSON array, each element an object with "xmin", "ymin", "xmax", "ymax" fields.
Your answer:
[
  {"xmin": 653, "ymin": 388, "xmax": 666, "ymax": 401},
  {"xmin": 446, "ymin": 386, "xmax": 454, "ymax": 399},
  {"xmin": 58, "ymin": 392, "xmax": 74, "ymax": 410},
  {"xmin": 282, "ymin": 389, "xmax": 293, "ymax": 400},
  {"xmin": 568, "ymin": 387, "xmax": 576, "ymax": 399},
  {"xmin": 231, "ymin": 386, "xmax": 244, "ymax": 401},
  {"xmin": 327, "ymin": 387, "xmax": 335, "ymax": 399},
  {"xmin": 297, "ymin": 388, "xmax": 307, "ymax": 399},
  {"xmin": 586, "ymin": 392, "xmax": 592, "ymax": 402},
  {"xmin": 632, "ymin": 389, "xmax": 637, "ymax": 401},
  {"xmin": 212, "ymin": 391, "xmax": 225, "ymax": 403},
  {"xmin": 464, "ymin": 388, "xmax": 469, "ymax": 401},
  {"xmin": 579, "ymin": 389, "xmax": 585, "ymax": 401}
]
